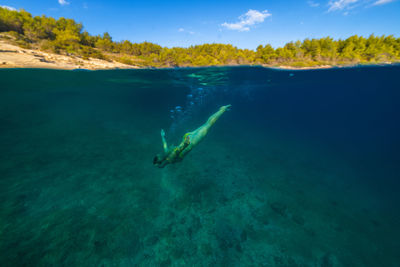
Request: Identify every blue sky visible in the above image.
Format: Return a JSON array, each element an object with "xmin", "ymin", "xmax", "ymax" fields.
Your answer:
[{"xmin": 1, "ymin": 0, "xmax": 400, "ymax": 49}]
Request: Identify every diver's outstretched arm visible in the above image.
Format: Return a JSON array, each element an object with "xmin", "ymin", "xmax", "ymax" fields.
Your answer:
[{"xmin": 161, "ymin": 129, "xmax": 168, "ymax": 153}]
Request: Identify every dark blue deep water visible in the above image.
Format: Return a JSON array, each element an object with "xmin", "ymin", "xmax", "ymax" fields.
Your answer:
[{"xmin": 0, "ymin": 66, "xmax": 399, "ymax": 266}]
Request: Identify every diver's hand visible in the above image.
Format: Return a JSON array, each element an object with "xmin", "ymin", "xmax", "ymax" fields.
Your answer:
[{"xmin": 220, "ymin": 104, "xmax": 232, "ymax": 112}]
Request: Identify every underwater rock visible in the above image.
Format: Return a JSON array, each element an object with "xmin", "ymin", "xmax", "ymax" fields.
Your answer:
[
  {"xmin": 216, "ymin": 223, "xmax": 241, "ymax": 252},
  {"xmin": 273, "ymin": 255, "xmax": 298, "ymax": 266},
  {"xmin": 320, "ymin": 252, "xmax": 340, "ymax": 267},
  {"xmin": 333, "ymin": 225, "xmax": 344, "ymax": 233},
  {"xmin": 244, "ymin": 223, "xmax": 264, "ymax": 242},
  {"xmin": 200, "ymin": 243, "xmax": 213, "ymax": 256},
  {"xmin": 252, "ymin": 206, "xmax": 270, "ymax": 225},
  {"xmin": 240, "ymin": 230, "xmax": 248, "ymax": 242},
  {"xmin": 330, "ymin": 200, "xmax": 339, "ymax": 207},
  {"xmin": 217, "ymin": 231, "xmax": 236, "ymax": 250},
  {"xmin": 187, "ymin": 227, "xmax": 193, "ymax": 239},
  {"xmin": 371, "ymin": 219, "xmax": 381, "ymax": 227},
  {"xmin": 292, "ymin": 214, "xmax": 305, "ymax": 225},
  {"xmin": 180, "ymin": 217, "xmax": 186, "ymax": 224},
  {"xmin": 305, "ymin": 228, "xmax": 317, "ymax": 237},
  {"xmin": 219, "ymin": 195, "xmax": 229, "ymax": 205},
  {"xmin": 159, "ymin": 258, "xmax": 171, "ymax": 267},
  {"xmin": 235, "ymin": 243, "xmax": 242, "ymax": 253},
  {"xmin": 171, "ymin": 246, "xmax": 185, "ymax": 259},
  {"xmin": 145, "ymin": 235, "xmax": 159, "ymax": 246},
  {"xmin": 270, "ymin": 202, "xmax": 287, "ymax": 217}
]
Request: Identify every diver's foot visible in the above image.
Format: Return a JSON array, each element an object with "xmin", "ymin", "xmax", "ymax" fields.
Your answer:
[{"xmin": 220, "ymin": 104, "xmax": 232, "ymax": 112}]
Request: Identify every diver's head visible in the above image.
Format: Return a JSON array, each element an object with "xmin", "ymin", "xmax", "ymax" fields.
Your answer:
[
  {"xmin": 153, "ymin": 154, "xmax": 162, "ymax": 166},
  {"xmin": 153, "ymin": 153, "xmax": 168, "ymax": 168}
]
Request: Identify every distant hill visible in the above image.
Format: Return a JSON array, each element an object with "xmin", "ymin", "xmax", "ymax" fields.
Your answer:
[{"xmin": 1, "ymin": 7, "xmax": 399, "ymax": 68}]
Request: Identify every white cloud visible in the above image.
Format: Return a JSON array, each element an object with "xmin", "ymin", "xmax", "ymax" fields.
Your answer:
[
  {"xmin": 308, "ymin": 1, "xmax": 320, "ymax": 7},
  {"xmin": 58, "ymin": 0, "xmax": 70, "ymax": 6},
  {"xmin": 327, "ymin": 0, "xmax": 396, "ymax": 12},
  {"xmin": 328, "ymin": 0, "xmax": 358, "ymax": 12},
  {"xmin": 178, "ymin": 28, "xmax": 195, "ymax": 35},
  {"xmin": 372, "ymin": 0, "xmax": 395, "ymax": 5},
  {"xmin": 0, "ymin": 5, "xmax": 16, "ymax": 11},
  {"xmin": 221, "ymin": 9, "xmax": 271, "ymax": 32}
]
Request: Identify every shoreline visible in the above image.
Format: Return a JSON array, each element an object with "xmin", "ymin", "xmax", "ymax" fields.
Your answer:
[
  {"xmin": 0, "ymin": 41, "xmax": 397, "ymax": 71},
  {"xmin": 0, "ymin": 41, "xmax": 137, "ymax": 70},
  {"xmin": 271, "ymin": 64, "xmax": 334, "ymax": 70}
]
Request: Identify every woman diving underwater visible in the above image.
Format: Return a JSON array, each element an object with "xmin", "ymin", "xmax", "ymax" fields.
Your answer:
[{"xmin": 153, "ymin": 104, "xmax": 231, "ymax": 168}]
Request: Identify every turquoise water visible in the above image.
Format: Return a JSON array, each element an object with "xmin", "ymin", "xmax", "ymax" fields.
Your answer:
[{"xmin": 0, "ymin": 66, "xmax": 399, "ymax": 266}]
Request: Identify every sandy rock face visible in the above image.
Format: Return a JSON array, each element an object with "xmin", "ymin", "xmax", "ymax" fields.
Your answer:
[{"xmin": 0, "ymin": 41, "xmax": 137, "ymax": 70}]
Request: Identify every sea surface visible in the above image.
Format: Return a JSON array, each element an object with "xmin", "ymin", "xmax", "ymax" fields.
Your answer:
[{"xmin": 0, "ymin": 66, "xmax": 399, "ymax": 266}]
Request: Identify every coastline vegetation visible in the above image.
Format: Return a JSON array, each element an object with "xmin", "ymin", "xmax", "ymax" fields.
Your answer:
[{"xmin": 1, "ymin": 7, "xmax": 400, "ymax": 68}]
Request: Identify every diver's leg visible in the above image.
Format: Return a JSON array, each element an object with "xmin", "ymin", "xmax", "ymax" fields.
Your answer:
[
  {"xmin": 188, "ymin": 105, "xmax": 231, "ymax": 146},
  {"xmin": 204, "ymin": 104, "xmax": 231, "ymax": 129}
]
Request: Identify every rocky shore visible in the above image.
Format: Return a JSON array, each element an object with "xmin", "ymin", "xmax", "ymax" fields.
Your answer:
[
  {"xmin": 1, "ymin": 40, "xmax": 396, "ymax": 71},
  {"xmin": 0, "ymin": 41, "xmax": 136, "ymax": 70}
]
